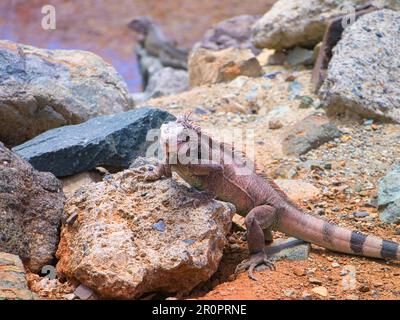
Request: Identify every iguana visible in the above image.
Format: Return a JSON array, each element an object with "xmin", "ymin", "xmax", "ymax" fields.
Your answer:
[{"xmin": 144, "ymin": 115, "xmax": 399, "ymax": 280}]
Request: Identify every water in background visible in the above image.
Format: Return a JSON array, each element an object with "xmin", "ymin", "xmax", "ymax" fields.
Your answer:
[{"xmin": 0, "ymin": 0, "xmax": 273, "ymax": 92}]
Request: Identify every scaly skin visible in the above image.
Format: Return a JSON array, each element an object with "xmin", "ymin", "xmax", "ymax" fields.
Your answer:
[{"xmin": 145, "ymin": 116, "xmax": 400, "ymax": 280}]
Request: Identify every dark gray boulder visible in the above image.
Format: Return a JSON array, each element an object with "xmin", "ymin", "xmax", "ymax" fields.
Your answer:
[
  {"xmin": 13, "ymin": 108, "xmax": 175, "ymax": 177},
  {"xmin": 0, "ymin": 143, "xmax": 65, "ymax": 273}
]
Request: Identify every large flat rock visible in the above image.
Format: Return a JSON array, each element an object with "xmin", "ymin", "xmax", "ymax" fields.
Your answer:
[
  {"xmin": 56, "ymin": 165, "xmax": 235, "ymax": 299},
  {"xmin": 13, "ymin": 108, "xmax": 175, "ymax": 177},
  {"xmin": 251, "ymin": 0, "xmax": 399, "ymax": 50}
]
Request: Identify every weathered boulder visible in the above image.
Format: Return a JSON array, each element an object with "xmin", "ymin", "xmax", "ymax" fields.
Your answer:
[
  {"xmin": 0, "ymin": 143, "xmax": 65, "ymax": 272},
  {"xmin": 282, "ymin": 113, "xmax": 342, "ymax": 156},
  {"xmin": 0, "ymin": 252, "xmax": 37, "ymax": 300},
  {"xmin": 286, "ymin": 47, "xmax": 315, "ymax": 66},
  {"xmin": 0, "ymin": 40, "xmax": 131, "ymax": 147},
  {"xmin": 13, "ymin": 108, "xmax": 175, "ymax": 177},
  {"xmin": 189, "ymin": 48, "xmax": 262, "ymax": 88},
  {"xmin": 378, "ymin": 165, "xmax": 400, "ymax": 224},
  {"xmin": 56, "ymin": 165, "xmax": 235, "ymax": 299},
  {"xmin": 145, "ymin": 67, "xmax": 189, "ymax": 98},
  {"xmin": 320, "ymin": 9, "xmax": 400, "ymax": 123},
  {"xmin": 193, "ymin": 15, "xmax": 260, "ymax": 53},
  {"xmin": 251, "ymin": 0, "xmax": 400, "ymax": 50},
  {"xmin": 130, "ymin": 67, "xmax": 189, "ymax": 104}
]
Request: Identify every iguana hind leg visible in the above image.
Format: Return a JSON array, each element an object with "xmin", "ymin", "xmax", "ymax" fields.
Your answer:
[{"xmin": 235, "ymin": 204, "xmax": 278, "ymax": 281}]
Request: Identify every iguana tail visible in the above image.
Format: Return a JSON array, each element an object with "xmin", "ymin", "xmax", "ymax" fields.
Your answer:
[{"xmin": 278, "ymin": 207, "xmax": 399, "ymax": 260}]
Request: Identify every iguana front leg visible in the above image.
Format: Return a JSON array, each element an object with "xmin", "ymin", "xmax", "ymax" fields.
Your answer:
[{"xmin": 235, "ymin": 204, "xmax": 278, "ymax": 281}]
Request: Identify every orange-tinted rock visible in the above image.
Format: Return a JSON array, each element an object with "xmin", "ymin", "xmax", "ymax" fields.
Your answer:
[
  {"xmin": 56, "ymin": 162, "xmax": 234, "ymax": 299},
  {"xmin": 189, "ymin": 48, "xmax": 262, "ymax": 88}
]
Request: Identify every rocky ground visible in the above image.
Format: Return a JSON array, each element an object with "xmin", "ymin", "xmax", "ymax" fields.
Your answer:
[
  {"xmin": 137, "ymin": 67, "xmax": 400, "ymax": 300},
  {"xmin": 24, "ymin": 65, "xmax": 400, "ymax": 300}
]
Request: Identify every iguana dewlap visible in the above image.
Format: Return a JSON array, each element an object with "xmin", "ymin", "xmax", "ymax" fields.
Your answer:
[{"xmin": 145, "ymin": 116, "xmax": 399, "ymax": 280}]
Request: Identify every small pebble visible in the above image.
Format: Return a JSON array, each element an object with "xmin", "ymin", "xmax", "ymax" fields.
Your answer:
[
  {"xmin": 359, "ymin": 284, "xmax": 370, "ymax": 293},
  {"xmin": 301, "ymin": 292, "xmax": 313, "ymax": 300},
  {"xmin": 269, "ymin": 119, "xmax": 283, "ymax": 130},
  {"xmin": 284, "ymin": 289, "xmax": 295, "ymax": 297},
  {"xmin": 153, "ymin": 219, "xmax": 166, "ymax": 232},
  {"xmin": 353, "ymin": 211, "xmax": 369, "ymax": 218},
  {"xmin": 373, "ymin": 281, "xmax": 384, "ymax": 287}
]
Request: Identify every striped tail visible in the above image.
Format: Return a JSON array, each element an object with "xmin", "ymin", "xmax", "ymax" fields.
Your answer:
[{"xmin": 277, "ymin": 207, "xmax": 399, "ymax": 260}]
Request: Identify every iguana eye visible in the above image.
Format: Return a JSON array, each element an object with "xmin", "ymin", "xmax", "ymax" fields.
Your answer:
[{"xmin": 184, "ymin": 136, "xmax": 190, "ymax": 142}]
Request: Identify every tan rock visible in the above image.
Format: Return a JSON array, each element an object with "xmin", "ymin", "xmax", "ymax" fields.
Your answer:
[
  {"xmin": 189, "ymin": 48, "xmax": 262, "ymax": 88},
  {"xmin": 268, "ymin": 119, "xmax": 283, "ymax": 130},
  {"xmin": 312, "ymin": 286, "xmax": 328, "ymax": 297},
  {"xmin": 56, "ymin": 164, "xmax": 234, "ymax": 299},
  {"xmin": 293, "ymin": 267, "xmax": 306, "ymax": 277}
]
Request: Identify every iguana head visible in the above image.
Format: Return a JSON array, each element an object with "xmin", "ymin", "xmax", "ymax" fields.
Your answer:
[{"xmin": 160, "ymin": 114, "xmax": 204, "ymax": 164}]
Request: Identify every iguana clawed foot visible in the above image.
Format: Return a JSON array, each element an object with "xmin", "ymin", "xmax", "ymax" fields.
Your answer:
[{"xmin": 235, "ymin": 251, "xmax": 276, "ymax": 281}]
